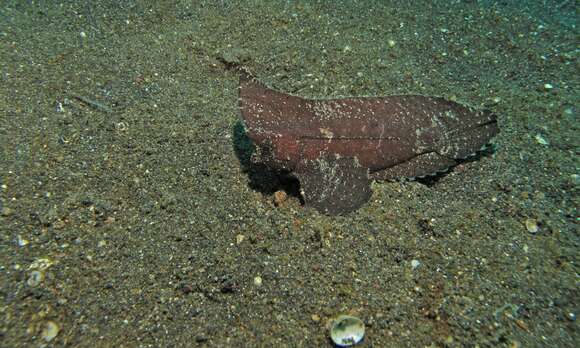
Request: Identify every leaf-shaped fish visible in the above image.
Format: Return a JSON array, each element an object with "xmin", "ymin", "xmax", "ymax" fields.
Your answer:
[{"xmin": 239, "ymin": 73, "xmax": 499, "ymax": 215}]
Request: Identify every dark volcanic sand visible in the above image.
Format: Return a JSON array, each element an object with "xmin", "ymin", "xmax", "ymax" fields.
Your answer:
[{"xmin": 0, "ymin": 1, "xmax": 577, "ymax": 347}]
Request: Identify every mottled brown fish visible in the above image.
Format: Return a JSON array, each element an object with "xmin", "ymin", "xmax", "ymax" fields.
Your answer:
[{"xmin": 239, "ymin": 73, "xmax": 499, "ymax": 215}]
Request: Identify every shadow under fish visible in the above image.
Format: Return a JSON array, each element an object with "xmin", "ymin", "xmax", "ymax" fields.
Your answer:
[{"xmin": 237, "ymin": 72, "xmax": 499, "ymax": 215}]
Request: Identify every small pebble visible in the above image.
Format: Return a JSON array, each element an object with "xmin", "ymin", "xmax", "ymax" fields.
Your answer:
[
  {"xmin": 253, "ymin": 275, "xmax": 262, "ymax": 287},
  {"xmin": 221, "ymin": 47, "xmax": 250, "ymax": 65},
  {"xmin": 41, "ymin": 320, "xmax": 60, "ymax": 342},
  {"xmin": 411, "ymin": 259, "xmax": 421, "ymax": 270},
  {"xmin": 330, "ymin": 315, "xmax": 365, "ymax": 347},
  {"xmin": 543, "ymin": 83, "xmax": 553, "ymax": 90},
  {"xmin": 1, "ymin": 206, "xmax": 12, "ymax": 216},
  {"xmin": 27, "ymin": 271, "xmax": 44, "ymax": 287},
  {"xmin": 525, "ymin": 218, "xmax": 539, "ymax": 234},
  {"xmin": 273, "ymin": 190, "xmax": 287, "ymax": 207}
]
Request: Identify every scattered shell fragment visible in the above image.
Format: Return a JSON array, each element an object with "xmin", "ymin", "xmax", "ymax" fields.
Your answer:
[
  {"xmin": 29, "ymin": 258, "xmax": 53, "ymax": 270},
  {"xmin": 534, "ymin": 134, "xmax": 549, "ymax": 145},
  {"xmin": 17, "ymin": 235, "xmax": 29, "ymax": 247},
  {"xmin": 329, "ymin": 315, "xmax": 365, "ymax": 347},
  {"xmin": 525, "ymin": 218, "xmax": 539, "ymax": 233},
  {"xmin": 253, "ymin": 275, "xmax": 262, "ymax": 287},
  {"xmin": 411, "ymin": 259, "xmax": 421, "ymax": 270},
  {"xmin": 41, "ymin": 320, "xmax": 60, "ymax": 342}
]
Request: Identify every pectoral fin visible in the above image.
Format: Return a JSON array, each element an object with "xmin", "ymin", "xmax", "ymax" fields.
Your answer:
[{"xmin": 296, "ymin": 156, "xmax": 372, "ymax": 215}]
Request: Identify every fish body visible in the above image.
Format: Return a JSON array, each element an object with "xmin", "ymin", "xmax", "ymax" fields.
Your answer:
[{"xmin": 239, "ymin": 73, "xmax": 498, "ymax": 215}]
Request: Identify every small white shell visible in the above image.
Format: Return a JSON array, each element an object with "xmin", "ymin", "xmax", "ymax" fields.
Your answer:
[{"xmin": 329, "ymin": 315, "xmax": 365, "ymax": 347}]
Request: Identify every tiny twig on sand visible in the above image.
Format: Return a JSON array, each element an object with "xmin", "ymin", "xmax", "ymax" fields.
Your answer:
[{"xmin": 70, "ymin": 93, "xmax": 113, "ymax": 113}]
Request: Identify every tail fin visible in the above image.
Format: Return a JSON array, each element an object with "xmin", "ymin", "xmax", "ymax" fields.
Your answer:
[{"xmin": 437, "ymin": 108, "xmax": 499, "ymax": 159}]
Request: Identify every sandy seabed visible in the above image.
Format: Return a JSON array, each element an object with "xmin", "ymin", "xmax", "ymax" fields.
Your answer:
[{"xmin": 0, "ymin": 1, "xmax": 577, "ymax": 347}]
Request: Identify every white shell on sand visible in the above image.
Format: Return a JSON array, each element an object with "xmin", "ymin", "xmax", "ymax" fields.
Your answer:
[{"xmin": 329, "ymin": 315, "xmax": 365, "ymax": 347}]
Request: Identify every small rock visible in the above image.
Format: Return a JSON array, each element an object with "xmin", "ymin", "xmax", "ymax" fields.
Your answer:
[
  {"xmin": 525, "ymin": 218, "xmax": 539, "ymax": 234},
  {"xmin": 411, "ymin": 259, "xmax": 421, "ymax": 270},
  {"xmin": 253, "ymin": 275, "xmax": 262, "ymax": 287},
  {"xmin": 41, "ymin": 320, "xmax": 60, "ymax": 342},
  {"xmin": 27, "ymin": 270, "xmax": 44, "ymax": 287},
  {"xmin": 1, "ymin": 206, "xmax": 12, "ymax": 216},
  {"xmin": 273, "ymin": 190, "xmax": 288, "ymax": 207},
  {"xmin": 221, "ymin": 47, "xmax": 250, "ymax": 65}
]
